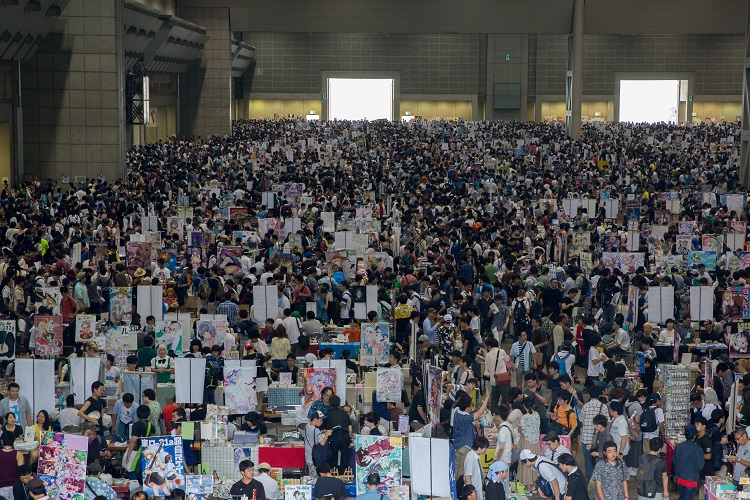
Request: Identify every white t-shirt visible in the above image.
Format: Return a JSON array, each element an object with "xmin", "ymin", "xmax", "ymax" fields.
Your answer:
[
  {"xmin": 642, "ymin": 408, "xmax": 664, "ymax": 440},
  {"xmin": 105, "ymin": 366, "xmax": 121, "ymax": 384},
  {"xmin": 610, "ymin": 415, "xmax": 630, "ymax": 455},
  {"xmin": 588, "ymin": 347, "xmax": 606, "ymax": 377},
  {"xmin": 495, "ymin": 423, "xmax": 514, "ymax": 464}
]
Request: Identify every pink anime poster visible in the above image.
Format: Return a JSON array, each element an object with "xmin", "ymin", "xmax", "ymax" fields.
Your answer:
[
  {"xmin": 302, "ymin": 368, "xmax": 337, "ymax": 408},
  {"xmin": 37, "ymin": 431, "xmax": 88, "ymax": 500},
  {"xmin": 126, "ymin": 241, "xmax": 152, "ymax": 274},
  {"xmin": 361, "ymin": 323, "xmax": 390, "ymax": 366},
  {"xmin": 34, "ymin": 315, "xmax": 64, "ymax": 356}
]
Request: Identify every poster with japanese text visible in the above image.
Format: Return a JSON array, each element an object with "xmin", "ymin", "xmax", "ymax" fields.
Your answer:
[
  {"xmin": 141, "ymin": 435, "xmax": 185, "ymax": 496},
  {"xmin": 0, "ymin": 320, "xmax": 15, "ymax": 361},
  {"xmin": 687, "ymin": 250, "xmax": 717, "ymax": 271},
  {"xmin": 354, "ymin": 435, "xmax": 403, "ymax": 496},
  {"xmin": 601, "ymin": 252, "xmax": 645, "ymax": 274},
  {"xmin": 34, "ymin": 315, "xmax": 63, "ymax": 356}
]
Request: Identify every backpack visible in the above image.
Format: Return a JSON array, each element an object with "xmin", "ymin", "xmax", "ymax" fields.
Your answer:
[
  {"xmin": 513, "ymin": 300, "xmax": 528, "ymax": 324},
  {"xmin": 198, "ymin": 277, "xmax": 210, "ymax": 300},
  {"xmin": 626, "ymin": 402, "xmax": 641, "ymax": 441},
  {"xmin": 205, "ymin": 358, "xmax": 222, "ymax": 388},
  {"xmin": 640, "ymin": 406, "xmax": 658, "ymax": 433},
  {"xmin": 215, "ymin": 278, "xmax": 225, "ymax": 301},
  {"xmin": 307, "ymin": 428, "xmax": 332, "ymax": 467},
  {"xmin": 707, "ymin": 426, "xmax": 724, "ymax": 471},
  {"xmin": 636, "ymin": 454, "xmax": 662, "ymax": 498},
  {"xmin": 564, "ymin": 409, "xmax": 580, "ymax": 439},
  {"xmin": 535, "ymin": 459, "xmax": 565, "ymax": 497}
]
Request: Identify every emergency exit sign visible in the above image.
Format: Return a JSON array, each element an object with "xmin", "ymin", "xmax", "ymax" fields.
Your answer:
[
  {"xmin": 688, "ymin": 94, "xmax": 694, "ymax": 102},
  {"xmin": 321, "ymin": 93, "xmax": 327, "ymax": 100},
  {"xmin": 504, "ymin": 54, "xmax": 511, "ymax": 61}
]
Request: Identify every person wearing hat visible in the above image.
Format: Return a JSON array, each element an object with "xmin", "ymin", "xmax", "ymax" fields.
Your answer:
[
  {"xmin": 673, "ymin": 425, "xmax": 705, "ymax": 500},
  {"xmin": 303, "ymin": 410, "xmax": 332, "ymax": 477},
  {"xmin": 83, "ymin": 462, "xmax": 117, "ymax": 500},
  {"xmin": 484, "ymin": 460, "xmax": 509, "ymax": 500},
  {"xmin": 519, "ymin": 449, "xmax": 567, "ymax": 500},
  {"xmin": 356, "ymin": 473, "xmax": 383, "ymax": 500},
  {"xmin": 230, "ymin": 460, "xmax": 266, "ymax": 500},
  {"xmin": 254, "ymin": 462, "xmax": 279, "ymax": 500}
]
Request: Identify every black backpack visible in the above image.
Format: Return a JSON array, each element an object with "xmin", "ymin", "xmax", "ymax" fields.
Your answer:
[
  {"xmin": 513, "ymin": 300, "xmax": 528, "ymax": 324},
  {"xmin": 636, "ymin": 454, "xmax": 662, "ymax": 498},
  {"xmin": 707, "ymin": 426, "xmax": 724, "ymax": 471},
  {"xmin": 205, "ymin": 358, "xmax": 222, "ymax": 388},
  {"xmin": 640, "ymin": 406, "xmax": 658, "ymax": 433}
]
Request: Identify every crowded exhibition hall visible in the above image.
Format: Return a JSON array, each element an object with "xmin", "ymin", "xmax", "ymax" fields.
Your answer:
[{"xmin": 2, "ymin": 1, "xmax": 750, "ymax": 500}]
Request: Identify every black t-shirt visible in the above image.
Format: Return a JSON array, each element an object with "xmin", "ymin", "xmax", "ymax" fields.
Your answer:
[
  {"xmin": 240, "ymin": 422, "xmax": 268, "ymax": 435},
  {"xmin": 88, "ymin": 435, "xmax": 108, "ymax": 464},
  {"xmin": 409, "ymin": 389, "xmax": 426, "ymax": 424},
  {"xmin": 697, "ymin": 434, "xmax": 714, "ymax": 478},
  {"xmin": 229, "ymin": 479, "xmax": 266, "ymax": 500},
  {"xmin": 461, "ymin": 329, "xmax": 476, "ymax": 354},
  {"xmin": 279, "ymin": 366, "xmax": 299, "ymax": 384},
  {"xmin": 325, "ymin": 409, "xmax": 351, "ymax": 433},
  {"xmin": 313, "ymin": 476, "xmax": 348, "ymax": 499},
  {"xmin": 565, "ymin": 468, "xmax": 589, "ymax": 500},
  {"xmin": 84, "ymin": 396, "xmax": 104, "ymax": 435},
  {"xmin": 131, "ymin": 419, "xmax": 152, "ymax": 451}
]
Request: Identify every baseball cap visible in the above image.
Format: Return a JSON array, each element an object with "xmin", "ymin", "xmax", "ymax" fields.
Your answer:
[
  {"xmin": 684, "ymin": 425, "xmax": 698, "ymax": 438},
  {"xmin": 444, "ymin": 314, "xmax": 453, "ymax": 322},
  {"xmin": 519, "ymin": 449, "xmax": 536, "ymax": 461},
  {"xmin": 365, "ymin": 473, "xmax": 381, "ymax": 485},
  {"xmin": 257, "ymin": 462, "xmax": 272, "ymax": 471},
  {"xmin": 311, "ymin": 410, "xmax": 327, "ymax": 420}
]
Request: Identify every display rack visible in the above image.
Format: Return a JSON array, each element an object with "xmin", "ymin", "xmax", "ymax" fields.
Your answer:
[{"xmin": 658, "ymin": 364, "xmax": 691, "ymax": 437}]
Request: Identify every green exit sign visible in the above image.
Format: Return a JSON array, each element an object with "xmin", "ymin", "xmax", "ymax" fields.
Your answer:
[
  {"xmin": 321, "ymin": 93, "xmax": 327, "ymax": 100},
  {"xmin": 688, "ymin": 94, "xmax": 694, "ymax": 102},
  {"xmin": 504, "ymin": 54, "xmax": 511, "ymax": 61}
]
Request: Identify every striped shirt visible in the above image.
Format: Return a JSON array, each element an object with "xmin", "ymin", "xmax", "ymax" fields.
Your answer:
[{"xmin": 579, "ymin": 398, "xmax": 610, "ymax": 445}]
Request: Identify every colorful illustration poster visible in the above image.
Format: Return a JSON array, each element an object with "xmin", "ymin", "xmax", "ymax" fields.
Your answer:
[
  {"xmin": 35, "ymin": 287, "xmax": 62, "ymax": 315},
  {"xmin": 354, "ymin": 435, "xmax": 403, "ymax": 496},
  {"xmin": 675, "ymin": 235, "xmax": 692, "ymax": 255},
  {"xmin": 34, "ymin": 315, "xmax": 64, "ymax": 356},
  {"xmin": 0, "ymin": 320, "xmax": 15, "ymax": 361},
  {"xmin": 196, "ymin": 320, "xmax": 229, "ymax": 348},
  {"xmin": 601, "ymin": 252, "xmax": 645, "ymax": 274},
  {"xmin": 103, "ymin": 325, "xmax": 138, "ymax": 351},
  {"xmin": 75, "ymin": 314, "xmax": 97, "ymax": 342},
  {"xmin": 426, "ymin": 364, "xmax": 443, "ymax": 426},
  {"xmin": 687, "ymin": 250, "xmax": 717, "ymax": 271},
  {"xmin": 361, "ymin": 323, "xmax": 390, "ymax": 366},
  {"xmin": 167, "ymin": 217, "xmax": 184, "ymax": 240},
  {"xmin": 601, "ymin": 233, "xmax": 621, "ymax": 252},
  {"xmin": 233, "ymin": 447, "xmax": 255, "ymax": 474},
  {"xmin": 721, "ymin": 287, "xmax": 750, "ymax": 321},
  {"xmin": 37, "ymin": 431, "xmax": 88, "ymax": 500},
  {"xmin": 223, "ymin": 368, "xmax": 257, "ymax": 414},
  {"xmin": 731, "ymin": 221, "xmax": 748, "ymax": 234},
  {"xmin": 141, "ymin": 435, "xmax": 185, "ymax": 496},
  {"xmin": 285, "ymin": 485, "xmax": 313, "ymax": 500},
  {"xmin": 186, "ymin": 247, "xmax": 206, "ymax": 269},
  {"xmin": 109, "ymin": 287, "xmax": 133, "ymax": 324},
  {"xmin": 185, "ymin": 475, "xmax": 214, "ymax": 500},
  {"xmin": 571, "ymin": 231, "xmax": 590, "ymax": 256},
  {"xmin": 678, "ymin": 221, "xmax": 696, "ymax": 235},
  {"xmin": 218, "ymin": 246, "xmax": 242, "ymax": 274},
  {"xmin": 303, "ymin": 368, "xmax": 337, "ymax": 408},
  {"xmin": 727, "ymin": 321, "xmax": 750, "ymax": 358},
  {"xmin": 376, "ymin": 368, "xmax": 403, "ymax": 403},
  {"xmin": 126, "ymin": 241, "xmax": 152, "ymax": 274},
  {"xmin": 740, "ymin": 252, "xmax": 750, "ymax": 270},
  {"xmin": 229, "ymin": 207, "xmax": 249, "ymax": 221},
  {"xmin": 702, "ymin": 234, "xmax": 724, "ymax": 253},
  {"xmin": 156, "ymin": 320, "xmax": 185, "ymax": 353}
]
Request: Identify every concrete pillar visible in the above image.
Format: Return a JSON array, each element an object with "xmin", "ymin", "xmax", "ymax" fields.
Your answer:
[
  {"xmin": 741, "ymin": 0, "xmax": 750, "ymax": 187},
  {"xmin": 566, "ymin": 0, "xmax": 584, "ymax": 138},
  {"xmin": 178, "ymin": 7, "xmax": 232, "ymax": 138}
]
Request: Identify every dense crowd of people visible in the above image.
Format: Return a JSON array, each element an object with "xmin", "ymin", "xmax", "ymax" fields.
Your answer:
[{"xmin": 0, "ymin": 118, "xmax": 744, "ymax": 500}]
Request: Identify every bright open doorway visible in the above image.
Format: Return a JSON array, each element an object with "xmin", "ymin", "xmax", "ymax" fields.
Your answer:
[
  {"xmin": 328, "ymin": 78, "xmax": 394, "ymax": 121},
  {"xmin": 619, "ymin": 80, "xmax": 680, "ymax": 123}
]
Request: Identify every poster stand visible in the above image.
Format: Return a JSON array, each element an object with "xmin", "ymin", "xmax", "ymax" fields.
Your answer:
[
  {"xmin": 122, "ymin": 371, "xmax": 157, "ymax": 405},
  {"xmin": 174, "ymin": 358, "xmax": 206, "ymax": 404},
  {"xmin": 70, "ymin": 357, "xmax": 103, "ymax": 404},
  {"xmin": 15, "ymin": 358, "xmax": 55, "ymax": 417}
]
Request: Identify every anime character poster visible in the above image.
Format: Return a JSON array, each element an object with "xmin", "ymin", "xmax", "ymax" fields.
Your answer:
[
  {"xmin": 354, "ymin": 435, "xmax": 403, "ymax": 496},
  {"xmin": 126, "ymin": 241, "xmax": 152, "ymax": 274},
  {"xmin": 721, "ymin": 287, "xmax": 750, "ymax": 321},
  {"xmin": 75, "ymin": 314, "xmax": 97, "ymax": 342},
  {"xmin": 196, "ymin": 320, "xmax": 228, "ymax": 348},
  {"xmin": 358, "ymin": 219, "xmax": 381, "ymax": 235},
  {"xmin": 186, "ymin": 247, "xmax": 206, "ymax": 270},
  {"xmin": 677, "ymin": 221, "xmax": 696, "ymax": 235},
  {"xmin": 35, "ymin": 287, "xmax": 62, "ymax": 315},
  {"xmin": 167, "ymin": 217, "xmax": 184, "ymax": 240},
  {"xmin": 37, "ymin": 431, "xmax": 88, "ymax": 500},
  {"xmin": 218, "ymin": 246, "xmax": 242, "ymax": 274},
  {"xmin": 109, "ymin": 287, "xmax": 133, "ymax": 324},
  {"xmin": 570, "ymin": 231, "xmax": 590, "ymax": 256},
  {"xmin": 103, "ymin": 325, "xmax": 138, "ymax": 351},
  {"xmin": 223, "ymin": 367, "xmax": 257, "ymax": 414},
  {"xmin": 361, "ymin": 323, "xmax": 390, "ymax": 366},
  {"xmin": 601, "ymin": 252, "xmax": 645, "ymax": 274},
  {"xmin": 675, "ymin": 235, "xmax": 692, "ymax": 255},
  {"xmin": 740, "ymin": 252, "xmax": 750, "ymax": 270},
  {"xmin": 34, "ymin": 315, "xmax": 63, "ymax": 356},
  {"xmin": 89, "ymin": 243, "xmax": 109, "ymax": 265},
  {"xmin": 303, "ymin": 368, "xmax": 337, "ymax": 408},
  {"xmin": 185, "ymin": 475, "xmax": 214, "ymax": 500},
  {"xmin": 425, "ymin": 364, "xmax": 443, "ymax": 426},
  {"xmin": 727, "ymin": 321, "xmax": 750, "ymax": 358},
  {"xmin": 156, "ymin": 320, "xmax": 184, "ymax": 353},
  {"xmin": 189, "ymin": 232, "xmax": 204, "ymax": 248},
  {"xmin": 0, "ymin": 320, "xmax": 15, "ymax": 360},
  {"xmin": 601, "ymin": 233, "xmax": 621, "ymax": 252},
  {"xmin": 654, "ymin": 210, "xmax": 671, "ymax": 225},
  {"xmin": 731, "ymin": 221, "xmax": 748, "ymax": 234},
  {"xmin": 141, "ymin": 436, "xmax": 185, "ymax": 496},
  {"xmin": 366, "ymin": 253, "xmax": 394, "ymax": 271},
  {"xmin": 229, "ymin": 207, "xmax": 249, "ymax": 221},
  {"xmin": 284, "ymin": 182, "xmax": 305, "ymax": 203},
  {"xmin": 702, "ymin": 234, "xmax": 724, "ymax": 253},
  {"xmin": 285, "ymin": 485, "xmax": 313, "ymax": 500},
  {"xmin": 687, "ymin": 250, "xmax": 717, "ymax": 271},
  {"xmin": 376, "ymin": 368, "xmax": 403, "ymax": 403}
]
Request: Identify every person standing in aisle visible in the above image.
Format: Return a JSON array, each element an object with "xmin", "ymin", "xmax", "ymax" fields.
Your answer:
[
  {"xmin": 510, "ymin": 330, "xmax": 535, "ymax": 388},
  {"xmin": 673, "ymin": 425, "xmax": 705, "ymax": 500}
]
